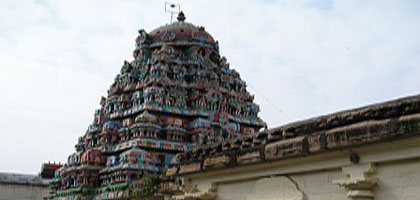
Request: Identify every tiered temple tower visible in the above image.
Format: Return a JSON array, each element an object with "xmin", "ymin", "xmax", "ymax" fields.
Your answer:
[{"xmin": 47, "ymin": 12, "xmax": 265, "ymax": 199}]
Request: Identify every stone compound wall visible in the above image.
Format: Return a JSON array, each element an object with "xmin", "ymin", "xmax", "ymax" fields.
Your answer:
[
  {"xmin": 0, "ymin": 183, "xmax": 50, "ymax": 200},
  {"xmin": 173, "ymin": 136, "xmax": 420, "ymax": 200},
  {"xmin": 166, "ymin": 95, "xmax": 420, "ymax": 200}
]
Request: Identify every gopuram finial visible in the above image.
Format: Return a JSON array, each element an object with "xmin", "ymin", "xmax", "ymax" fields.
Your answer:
[{"xmin": 177, "ymin": 11, "xmax": 186, "ymax": 22}]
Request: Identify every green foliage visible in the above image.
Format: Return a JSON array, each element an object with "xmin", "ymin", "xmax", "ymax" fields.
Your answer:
[{"xmin": 132, "ymin": 174, "xmax": 161, "ymax": 200}]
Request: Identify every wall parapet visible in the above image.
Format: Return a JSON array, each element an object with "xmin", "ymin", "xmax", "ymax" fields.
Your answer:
[{"xmin": 170, "ymin": 94, "xmax": 420, "ymax": 176}]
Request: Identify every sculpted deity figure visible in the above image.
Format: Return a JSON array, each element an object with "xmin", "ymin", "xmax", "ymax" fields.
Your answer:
[
  {"xmin": 220, "ymin": 56, "xmax": 229, "ymax": 68},
  {"xmin": 136, "ymin": 29, "xmax": 150, "ymax": 45}
]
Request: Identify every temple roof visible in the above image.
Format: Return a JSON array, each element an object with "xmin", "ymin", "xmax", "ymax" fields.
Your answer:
[{"xmin": 145, "ymin": 12, "xmax": 217, "ymax": 51}]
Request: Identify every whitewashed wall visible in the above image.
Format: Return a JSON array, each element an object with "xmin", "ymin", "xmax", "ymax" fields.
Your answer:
[
  {"xmin": 0, "ymin": 184, "xmax": 50, "ymax": 200},
  {"xmin": 177, "ymin": 137, "xmax": 420, "ymax": 200}
]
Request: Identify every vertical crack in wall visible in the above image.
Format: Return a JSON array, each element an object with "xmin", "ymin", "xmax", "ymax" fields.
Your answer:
[{"xmin": 285, "ymin": 175, "xmax": 307, "ymax": 200}]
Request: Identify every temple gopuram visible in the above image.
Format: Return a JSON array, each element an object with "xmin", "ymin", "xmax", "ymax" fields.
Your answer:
[
  {"xmin": 45, "ymin": 12, "xmax": 265, "ymax": 200},
  {"xmin": 46, "ymin": 11, "xmax": 420, "ymax": 200}
]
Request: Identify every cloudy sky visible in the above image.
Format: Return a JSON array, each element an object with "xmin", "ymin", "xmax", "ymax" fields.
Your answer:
[{"xmin": 0, "ymin": 0, "xmax": 419, "ymax": 174}]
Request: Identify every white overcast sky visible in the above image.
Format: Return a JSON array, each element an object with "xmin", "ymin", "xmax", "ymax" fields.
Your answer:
[{"xmin": 0, "ymin": 0, "xmax": 419, "ymax": 174}]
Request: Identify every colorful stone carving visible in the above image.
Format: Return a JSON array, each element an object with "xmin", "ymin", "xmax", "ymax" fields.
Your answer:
[{"xmin": 46, "ymin": 12, "xmax": 265, "ymax": 200}]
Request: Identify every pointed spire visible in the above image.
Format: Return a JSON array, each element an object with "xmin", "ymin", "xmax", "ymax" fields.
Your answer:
[{"xmin": 177, "ymin": 11, "xmax": 186, "ymax": 22}]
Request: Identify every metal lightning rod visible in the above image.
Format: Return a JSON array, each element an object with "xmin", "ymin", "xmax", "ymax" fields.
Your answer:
[{"xmin": 165, "ymin": 2, "xmax": 180, "ymax": 23}]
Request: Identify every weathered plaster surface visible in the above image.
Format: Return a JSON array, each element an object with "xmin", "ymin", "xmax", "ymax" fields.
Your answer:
[
  {"xmin": 216, "ymin": 170, "xmax": 346, "ymax": 200},
  {"xmin": 0, "ymin": 183, "xmax": 50, "ymax": 200},
  {"xmin": 177, "ymin": 137, "xmax": 420, "ymax": 200},
  {"xmin": 375, "ymin": 159, "xmax": 420, "ymax": 200}
]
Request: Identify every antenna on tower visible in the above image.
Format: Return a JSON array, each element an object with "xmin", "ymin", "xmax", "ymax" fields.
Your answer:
[{"xmin": 165, "ymin": 2, "xmax": 181, "ymax": 23}]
